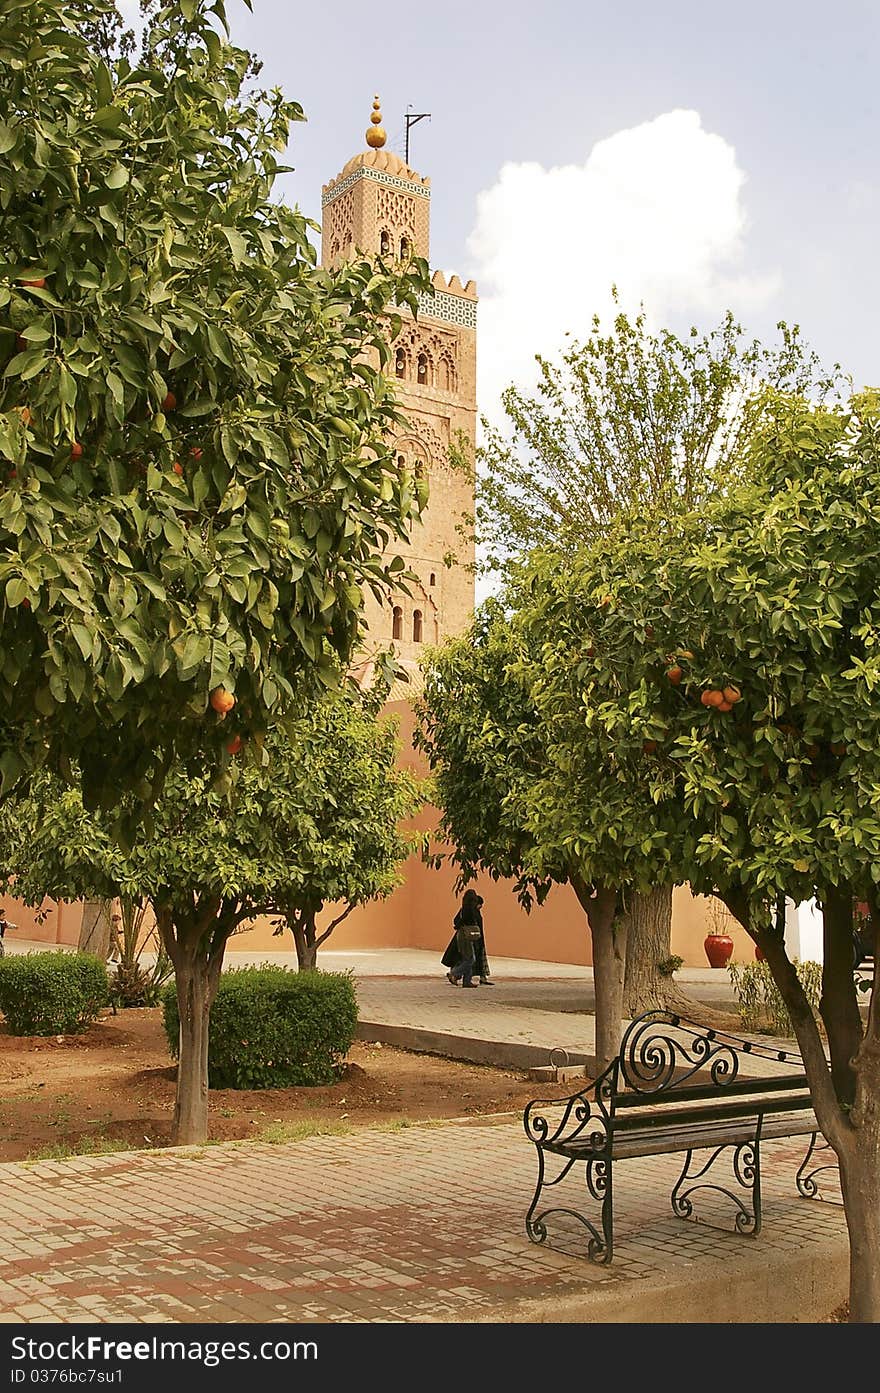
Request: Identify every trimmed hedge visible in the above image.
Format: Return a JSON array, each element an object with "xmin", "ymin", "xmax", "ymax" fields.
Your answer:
[
  {"xmin": 161, "ymin": 965, "xmax": 358, "ymax": 1089},
  {"xmin": 0, "ymin": 951, "xmax": 108, "ymax": 1035}
]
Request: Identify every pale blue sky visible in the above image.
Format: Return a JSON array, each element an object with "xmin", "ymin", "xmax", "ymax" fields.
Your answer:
[{"xmin": 220, "ymin": 0, "xmax": 878, "ymax": 401}]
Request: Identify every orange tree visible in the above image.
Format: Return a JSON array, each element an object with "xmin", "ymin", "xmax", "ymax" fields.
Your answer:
[
  {"xmin": 0, "ymin": 687, "xmax": 423, "ymax": 1143},
  {"xmin": 458, "ymin": 304, "xmax": 835, "ymax": 1013},
  {"xmin": 0, "ymin": 0, "xmax": 429, "ymax": 820},
  {"xmin": 521, "ymin": 389, "xmax": 880, "ymax": 1321}
]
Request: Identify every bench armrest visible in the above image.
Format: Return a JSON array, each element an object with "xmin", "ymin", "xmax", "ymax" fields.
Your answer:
[{"xmin": 523, "ymin": 1072, "xmax": 614, "ymax": 1151}]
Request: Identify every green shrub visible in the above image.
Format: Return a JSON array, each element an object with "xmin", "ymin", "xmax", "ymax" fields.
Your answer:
[
  {"xmin": 0, "ymin": 951, "xmax": 108, "ymax": 1035},
  {"xmin": 657, "ymin": 954, "xmax": 684, "ymax": 978},
  {"xmin": 161, "ymin": 965, "xmax": 358, "ymax": 1089},
  {"xmin": 728, "ymin": 958, "xmax": 822, "ymax": 1036}
]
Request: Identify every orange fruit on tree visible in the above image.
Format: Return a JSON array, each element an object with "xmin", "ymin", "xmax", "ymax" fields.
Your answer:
[
  {"xmin": 161, "ymin": 391, "xmax": 176, "ymax": 412},
  {"xmin": 700, "ymin": 690, "xmax": 714, "ymax": 706},
  {"xmin": 17, "ymin": 406, "xmax": 30, "ymax": 425},
  {"xmin": 210, "ymin": 686, "xmax": 235, "ymax": 714},
  {"xmin": 172, "ymin": 461, "xmax": 183, "ymax": 476},
  {"xmin": 706, "ymin": 690, "xmax": 725, "ymax": 708},
  {"xmin": 70, "ymin": 442, "xmax": 83, "ymax": 459},
  {"xmin": 722, "ymin": 686, "xmax": 741, "ymax": 704},
  {"xmin": 666, "ymin": 666, "xmax": 683, "ymax": 685},
  {"xmin": 19, "ymin": 276, "xmax": 45, "ymax": 289},
  {"xmin": 190, "ymin": 447, "xmax": 202, "ymax": 460},
  {"xmin": 717, "ymin": 700, "xmax": 733, "ymax": 712},
  {"xmin": 226, "ymin": 735, "xmax": 243, "ymax": 755}
]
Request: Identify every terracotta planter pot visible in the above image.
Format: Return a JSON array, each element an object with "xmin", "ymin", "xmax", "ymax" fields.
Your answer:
[{"xmin": 704, "ymin": 932, "xmax": 734, "ymax": 968}]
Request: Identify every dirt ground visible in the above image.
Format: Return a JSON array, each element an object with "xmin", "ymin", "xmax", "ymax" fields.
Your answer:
[{"xmin": 0, "ymin": 1006, "xmax": 575, "ymax": 1162}]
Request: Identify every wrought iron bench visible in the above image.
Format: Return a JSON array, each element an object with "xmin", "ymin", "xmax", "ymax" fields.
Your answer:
[{"xmin": 523, "ymin": 1009, "xmax": 828, "ymax": 1264}]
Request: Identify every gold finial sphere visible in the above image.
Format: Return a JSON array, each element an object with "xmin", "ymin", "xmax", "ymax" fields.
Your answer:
[{"xmin": 366, "ymin": 94, "xmax": 386, "ymax": 148}]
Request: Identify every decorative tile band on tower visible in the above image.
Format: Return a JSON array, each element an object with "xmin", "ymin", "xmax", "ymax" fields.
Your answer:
[
  {"xmin": 414, "ymin": 288, "xmax": 477, "ymax": 330},
  {"xmin": 322, "ymin": 166, "xmax": 433, "ymax": 207}
]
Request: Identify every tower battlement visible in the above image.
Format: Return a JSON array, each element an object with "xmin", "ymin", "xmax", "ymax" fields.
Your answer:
[{"xmin": 429, "ymin": 269, "xmax": 477, "ymax": 300}]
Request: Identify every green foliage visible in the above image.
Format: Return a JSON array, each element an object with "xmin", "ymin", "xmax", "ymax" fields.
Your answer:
[
  {"xmin": 161, "ymin": 965, "xmax": 357, "ymax": 1087},
  {"xmin": 256, "ymin": 692, "xmax": 425, "ymax": 920},
  {"xmin": 729, "ymin": 959, "xmax": 822, "ymax": 1036},
  {"xmin": 415, "ymin": 596, "xmax": 557, "ymax": 906},
  {"xmin": 521, "ymin": 389, "xmax": 880, "ymax": 916},
  {"xmin": 470, "ymin": 300, "xmax": 834, "ymax": 576},
  {"xmin": 0, "ymin": 950, "xmax": 107, "ymax": 1034},
  {"xmin": 657, "ymin": 954, "xmax": 683, "ymax": 978},
  {"xmin": 0, "ymin": 686, "xmax": 424, "ymax": 925},
  {"xmin": 0, "ymin": 0, "xmax": 430, "ymax": 809}
]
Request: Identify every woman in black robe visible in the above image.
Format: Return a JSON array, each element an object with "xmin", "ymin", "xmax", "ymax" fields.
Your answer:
[{"xmin": 441, "ymin": 890, "xmax": 493, "ymax": 985}]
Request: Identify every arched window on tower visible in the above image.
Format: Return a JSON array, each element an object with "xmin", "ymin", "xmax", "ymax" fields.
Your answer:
[
  {"xmin": 395, "ymin": 349, "xmax": 406, "ymax": 379},
  {"xmin": 400, "ymin": 236, "xmax": 410, "ymax": 260},
  {"xmin": 429, "ymin": 572, "xmax": 436, "ymax": 587},
  {"xmin": 412, "ymin": 610, "xmax": 423, "ymax": 644},
  {"xmin": 380, "ymin": 229, "xmax": 391, "ymax": 257},
  {"xmin": 392, "ymin": 606, "xmax": 403, "ymax": 641},
  {"xmin": 417, "ymin": 353, "xmax": 429, "ymax": 386}
]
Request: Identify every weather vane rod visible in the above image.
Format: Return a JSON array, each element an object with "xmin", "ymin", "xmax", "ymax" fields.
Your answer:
[{"xmin": 404, "ymin": 106, "xmax": 431, "ymax": 166}]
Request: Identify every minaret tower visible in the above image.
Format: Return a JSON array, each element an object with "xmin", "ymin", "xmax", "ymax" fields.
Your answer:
[{"xmin": 321, "ymin": 98, "xmax": 477, "ymax": 676}]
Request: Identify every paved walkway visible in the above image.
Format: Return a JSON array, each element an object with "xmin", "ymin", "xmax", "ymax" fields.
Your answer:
[{"xmin": 0, "ymin": 946, "xmax": 849, "ymax": 1323}]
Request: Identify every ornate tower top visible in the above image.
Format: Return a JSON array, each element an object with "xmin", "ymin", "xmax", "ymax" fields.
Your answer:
[{"xmin": 365, "ymin": 95, "xmax": 386, "ymax": 149}]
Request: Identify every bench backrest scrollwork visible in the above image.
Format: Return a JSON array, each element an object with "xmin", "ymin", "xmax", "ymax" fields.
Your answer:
[{"xmin": 618, "ymin": 1010, "xmax": 803, "ymax": 1095}]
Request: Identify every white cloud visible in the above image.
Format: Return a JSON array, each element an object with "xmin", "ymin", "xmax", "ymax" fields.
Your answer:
[{"xmin": 468, "ymin": 109, "xmax": 780, "ymax": 418}]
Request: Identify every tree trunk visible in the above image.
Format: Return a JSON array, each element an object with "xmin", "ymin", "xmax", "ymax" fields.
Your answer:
[
  {"xmin": 289, "ymin": 910, "xmax": 318, "ymax": 971},
  {"xmin": 839, "ymin": 1128, "xmax": 880, "ymax": 1321},
  {"xmin": 843, "ymin": 899, "xmax": 880, "ymax": 1321},
  {"xmin": 572, "ymin": 876, "xmax": 625, "ymax": 1074},
  {"xmin": 622, "ymin": 886, "xmax": 720, "ymax": 1021},
  {"xmin": 726, "ymin": 885, "xmax": 880, "ymax": 1321},
  {"xmin": 78, "ymin": 898, "xmax": 112, "ymax": 959},
  {"xmin": 154, "ymin": 899, "xmax": 227, "ymax": 1147},
  {"xmin": 172, "ymin": 956, "xmax": 213, "ymax": 1145},
  {"xmin": 820, "ymin": 886, "xmax": 862, "ymax": 1109}
]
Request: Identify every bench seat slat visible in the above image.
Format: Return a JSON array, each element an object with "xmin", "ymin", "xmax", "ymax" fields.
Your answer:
[
  {"xmin": 614, "ymin": 1073, "xmax": 809, "ymax": 1107},
  {"xmin": 611, "ymin": 1091, "xmax": 813, "ymax": 1133},
  {"xmin": 540, "ymin": 1109, "xmax": 817, "ymax": 1161},
  {"xmin": 613, "ymin": 1111, "xmax": 817, "ymax": 1159}
]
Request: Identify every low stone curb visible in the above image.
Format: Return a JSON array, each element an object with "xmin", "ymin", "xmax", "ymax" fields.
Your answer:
[
  {"xmin": 478, "ymin": 1225, "xmax": 849, "ymax": 1324},
  {"xmin": 355, "ymin": 1019, "xmax": 597, "ymax": 1073}
]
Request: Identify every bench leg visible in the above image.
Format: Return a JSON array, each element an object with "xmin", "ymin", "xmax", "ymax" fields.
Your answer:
[
  {"xmin": 525, "ymin": 1149, "xmax": 614, "ymax": 1264},
  {"xmin": 796, "ymin": 1132, "xmax": 838, "ymax": 1199},
  {"xmin": 671, "ymin": 1137, "xmax": 762, "ymax": 1237}
]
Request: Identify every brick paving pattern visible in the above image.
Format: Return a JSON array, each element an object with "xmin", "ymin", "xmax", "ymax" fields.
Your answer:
[
  {"xmin": 0, "ymin": 951, "xmax": 849, "ymax": 1323},
  {"xmin": 0, "ymin": 1120, "xmax": 846, "ymax": 1324}
]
